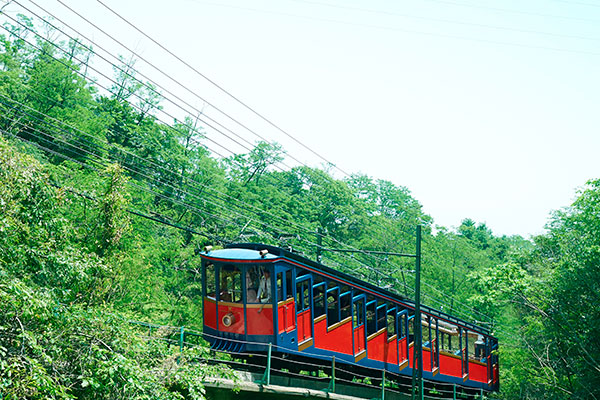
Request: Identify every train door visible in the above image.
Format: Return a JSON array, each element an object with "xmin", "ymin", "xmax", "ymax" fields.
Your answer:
[
  {"xmin": 295, "ymin": 274, "xmax": 313, "ymax": 348},
  {"xmin": 352, "ymin": 294, "xmax": 366, "ymax": 359},
  {"xmin": 275, "ymin": 264, "xmax": 296, "ymax": 348},
  {"xmin": 460, "ymin": 327, "xmax": 469, "ymax": 380},
  {"xmin": 429, "ymin": 316, "xmax": 440, "ymax": 375},
  {"xmin": 397, "ymin": 309, "xmax": 409, "ymax": 368}
]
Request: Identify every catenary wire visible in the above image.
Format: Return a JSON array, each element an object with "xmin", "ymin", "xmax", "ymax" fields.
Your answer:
[
  {"xmin": 0, "ymin": 10, "xmax": 498, "ymax": 327},
  {"xmin": 94, "ymin": 0, "xmax": 352, "ymax": 177},
  {"xmin": 50, "ymin": 0, "xmax": 316, "ymax": 171}
]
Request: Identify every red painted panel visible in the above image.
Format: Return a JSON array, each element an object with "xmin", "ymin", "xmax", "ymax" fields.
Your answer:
[
  {"xmin": 469, "ymin": 361, "xmax": 487, "ymax": 383},
  {"xmin": 298, "ymin": 309, "xmax": 312, "ymax": 341},
  {"xmin": 204, "ymin": 298, "xmax": 217, "ymax": 330},
  {"xmin": 217, "ymin": 303, "xmax": 245, "ymax": 334},
  {"xmin": 246, "ymin": 306, "xmax": 274, "ymax": 335},
  {"xmin": 386, "ymin": 338, "xmax": 398, "ymax": 365},
  {"xmin": 398, "ymin": 337, "xmax": 408, "ymax": 363},
  {"xmin": 278, "ymin": 305, "xmax": 285, "ymax": 334},
  {"xmin": 277, "ymin": 300, "xmax": 296, "ymax": 334},
  {"xmin": 314, "ymin": 318, "xmax": 353, "ymax": 355},
  {"xmin": 285, "ymin": 302, "xmax": 296, "ymax": 332},
  {"xmin": 303, "ymin": 311, "xmax": 312, "ymax": 339},
  {"xmin": 366, "ymin": 331, "xmax": 386, "ymax": 362},
  {"xmin": 439, "ymin": 353, "xmax": 463, "ymax": 377},
  {"xmin": 353, "ymin": 326, "xmax": 365, "ymax": 353},
  {"xmin": 366, "ymin": 331, "xmax": 398, "ymax": 364},
  {"xmin": 422, "ymin": 349, "xmax": 432, "ymax": 372}
]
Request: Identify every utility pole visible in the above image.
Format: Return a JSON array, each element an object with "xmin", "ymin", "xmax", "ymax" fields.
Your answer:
[
  {"xmin": 316, "ymin": 228, "xmax": 323, "ymax": 262},
  {"xmin": 411, "ymin": 225, "xmax": 423, "ymax": 400}
]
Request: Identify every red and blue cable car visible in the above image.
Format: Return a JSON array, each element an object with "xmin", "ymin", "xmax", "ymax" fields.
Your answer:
[{"xmin": 201, "ymin": 243, "xmax": 499, "ymax": 392}]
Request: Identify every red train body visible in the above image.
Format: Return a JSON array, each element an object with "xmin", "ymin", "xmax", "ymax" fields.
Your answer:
[{"xmin": 201, "ymin": 243, "xmax": 499, "ymax": 392}]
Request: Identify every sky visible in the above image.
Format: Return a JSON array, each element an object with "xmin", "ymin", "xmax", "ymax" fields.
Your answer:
[{"xmin": 3, "ymin": 0, "xmax": 600, "ymax": 237}]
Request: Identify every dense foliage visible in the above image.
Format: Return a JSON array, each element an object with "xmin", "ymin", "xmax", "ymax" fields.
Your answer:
[{"xmin": 0, "ymin": 13, "xmax": 598, "ymax": 400}]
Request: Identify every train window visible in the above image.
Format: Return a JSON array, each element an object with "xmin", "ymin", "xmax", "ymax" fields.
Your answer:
[
  {"xmin": 206, "ymin": 263, "xmax": 216, "ymax": 299},
  {"xmin": 327, "ymin": 288, "xmax": 339, "ymax": 328},
  {"xmin": 313, "ymin": 283, "xmax": 326, "ymax": 317},
  {"xmin": 376, "ymin": 303, "xmax": 387, "ymax": 332},
  {"xmin": 366, "ymin": 301, "xmax": 377, "ymax": 336},
  {"xmin": 303, "ymin": 284, "xmax": 310, "ymax": 310},
  {"xmin": 408, "ymin": 311, "xmax": 415, "ymax": 343},
  {"xmin": 340, "ymin": 292, "xmax": 351, "ymax": 321},
  {"xmin": 353, "ymin": 299, "xmax": 364, "ymax": 328},
  {"xmin": 398, "ymin": 312, "xmax": 406, "ymax": 339},
  {"xmin": 423, "ymin": 316, "xmax": 431, "ymax": 348},
  {"xmin": 245, "ymin": 265, "xmax": 262, "ymax": 303},
  {"xmin": 276, "ymin": 272, "xmax": 283, "ymax": 302},
  {"xmin": 220, "ymin": 265, "xmax": 241, "ymax": 302},
  {"xmin": 296, "ymin": 282, "xmax": 302, "ymax": 312},
  {"xmin": 387, "ymin": 306, "xmax": 396, "ymax": 338},
  {"xmin": 286, "ymin": 270, "xmax": 293, "ymax": 299}
]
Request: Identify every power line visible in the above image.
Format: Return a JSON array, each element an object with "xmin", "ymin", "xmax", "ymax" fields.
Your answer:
[
  {"xmin": 289, "ymin": 0, "xmax": 600, "ymax": 42},
  {"xmin": 176, "ymin": 0, "xmax": 600, "ymax": 57},
  {"xmin": 94, "ymin": 0, "xmax": 352, "ymax": 177},
  {"xmin": 19, "ymin": 0, "xmax": 299, "ymax": 172},
  {"xmin": 48, "ymin": 0, "xmax": 317, "ymax": 172},
  {"xmin": 421, "ymin": 0, "xmax": 600, "ymax": 24},
  {"xmin": 0, "ymin": 7, "xmax": 496, "ymax": 326}
]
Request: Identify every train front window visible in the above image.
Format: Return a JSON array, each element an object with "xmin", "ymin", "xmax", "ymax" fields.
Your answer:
[
  {"xmin": 205, "ymin": 263, "xmax": 216, "ymax": 299},
  {"xmin": 255, "ymin": 267, "xmax": 272, "ymax": 303},
  {"xmin": 276, "ymin": 272, "xmax": 283, "ymax": 302},
  {"xmin": 219, "ymin": 265, "xmax": 242, "ymax": 302},
  {"xmin": 246, "ymin": 265, "xmax": 263, "ymax": 303}
]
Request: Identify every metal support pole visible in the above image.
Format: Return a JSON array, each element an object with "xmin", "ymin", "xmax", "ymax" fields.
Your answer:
[
  {"xmin": 266, "ymin": 343, "xmax": 272, "ymax": 385},
  {"xmin": 179, "ymin": 326, "xmax": 185, "ymax": 352},
  {"xmin": 411, "ymin": 225, "xmax": 423, "ymax": 400},
  {"xmin": 328, "ymin": 356, "xmax": 336, "ymax": 393},
  {"xmin": 481, "ymin": 388, "xmax": 484, "ymax": 399},
  {"xmin": 381, "ymin": 370, "xmax": 386, "ymax": 400},
  {"xmin": 332, "ymin": 356, "xmax": 336, "ymax": 393},
  {"xmin": 453, "ymin": 384, "xmax": 456, "ymax": 400},
  {"xmin": 316, "ymin": 228, "xmax": 323, "ymax": 262}
]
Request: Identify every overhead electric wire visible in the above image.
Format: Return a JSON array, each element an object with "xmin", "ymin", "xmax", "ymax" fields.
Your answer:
[
  {"xmin": 0, "ymin": 7, "xmax": 499, "ymax": 327},
  {"xmin": 18, "ymin": 0, "xmax": 300, "ymax": 172},
  {"xmin": 290, "ymin": 0, "xmax": 600, "ymax": 42},
  {"xmin": 421, "ymin": 0, "xmax": 600, "ymax": 24},
  {"xmin": 94, "ymin": 0, "xmax": 352, "ymax": 177},
  {"xmin": 0, "ymin": 98, "xmax": 409, "ymax": 296},
  {"xmin": 49, "ymin": 0, "xmax": 315, "ymax": 172},
  {"xmin": 0, "ymin": 12, "xmax": 260, "ymax": 162},
  {"xmin": 175, "ymin": 0, "xmax": 600, "ymax": 58},
  {"xmin": 0, "ymin": 79, "xmax": 418, "ymax": 299},
  {"xmin": 7, "ymin": 0, "xmax": 427, "ymax": 288}
]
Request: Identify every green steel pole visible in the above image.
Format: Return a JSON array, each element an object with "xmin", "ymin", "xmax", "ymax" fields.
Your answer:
[
  {"xmin": 453, "ymin": 384, "xmax": 456, "ymax": 400},
  {"xmin": 332, "ymin": 356, "xmax": 336, "ymax": 393},
  {"xmin": 179, "ymin": 326, "xmax": 185, "ymax": 352},
  {"xmin": 413, "ymin": 225, "xmax": 423, "ymax": 400},
  {"xmin": 316, "ymin": 228, "xmax": 323, "ymax": 262},
  {"xmin": 266, "ymin": 342, "xmax": 272, "ymax": 385},
  {"xmin": 381, "ymin": 370, "xmax": 385, "ymax": 400}
]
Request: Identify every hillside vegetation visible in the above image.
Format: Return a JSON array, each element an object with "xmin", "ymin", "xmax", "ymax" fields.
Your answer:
[{"xmin": 0, "ymin": 14, "xmax": 598, "ymax": 399}]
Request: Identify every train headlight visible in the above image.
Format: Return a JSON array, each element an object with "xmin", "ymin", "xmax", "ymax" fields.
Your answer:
[{"xmin": 222, "ymin": 312, "xmax": 235, "ymax": 327}]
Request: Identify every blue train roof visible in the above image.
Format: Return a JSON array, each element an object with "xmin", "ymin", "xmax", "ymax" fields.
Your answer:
[{"xmin": 204, "ymin": 247, "xmax": 279, "ymax": 261}]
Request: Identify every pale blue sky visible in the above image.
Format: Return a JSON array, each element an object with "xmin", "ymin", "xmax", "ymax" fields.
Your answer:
[{"xmin": 5, "ymin": 0, "xmax": 600, "ymax": 237}]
